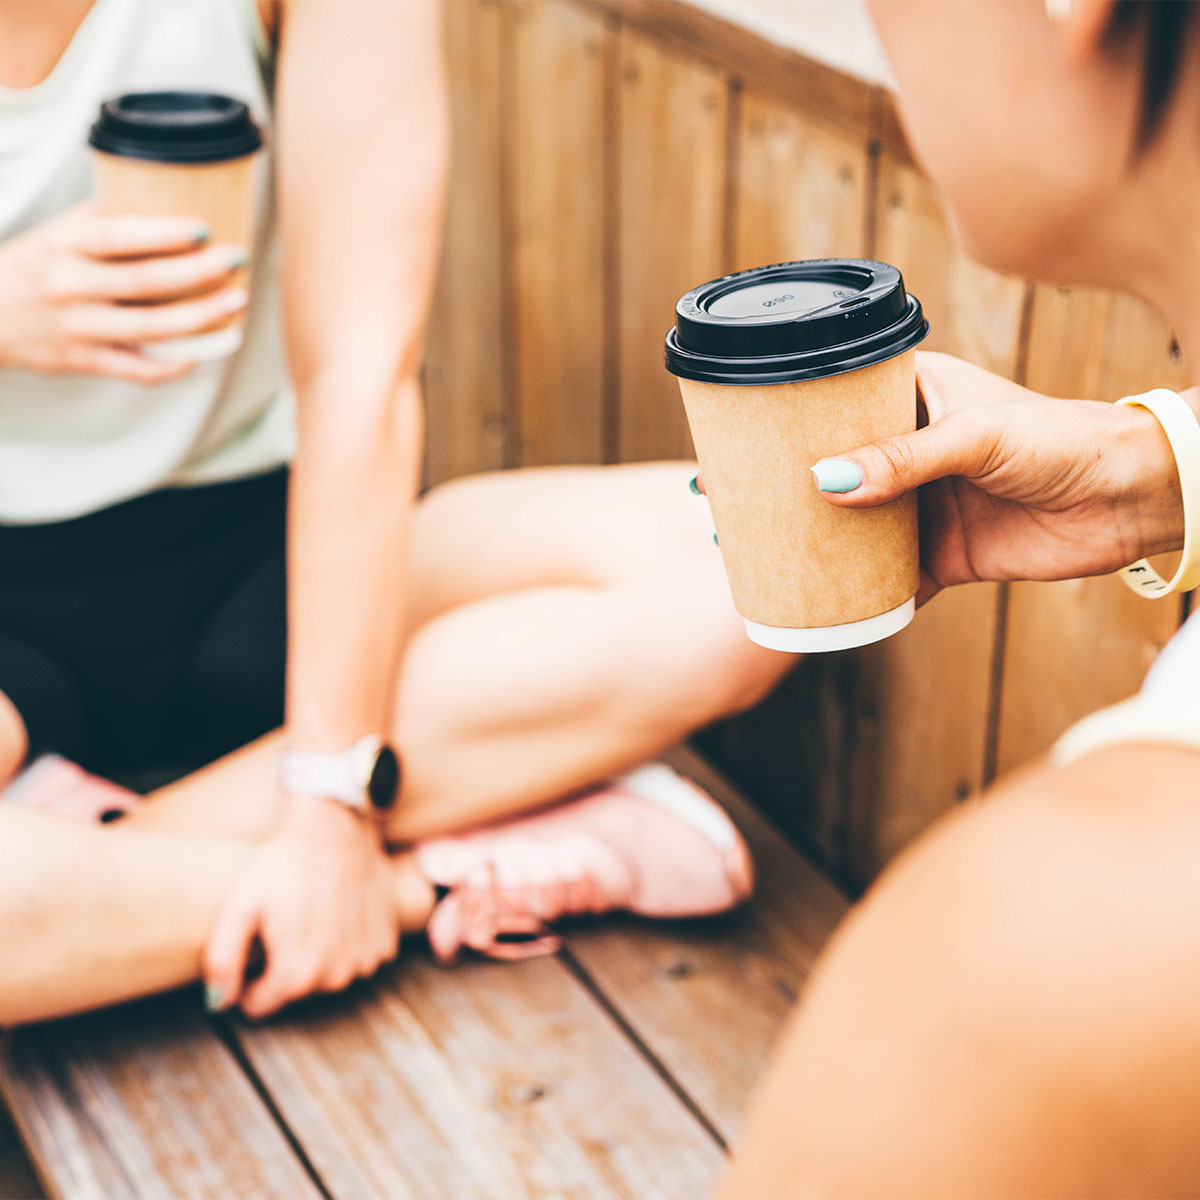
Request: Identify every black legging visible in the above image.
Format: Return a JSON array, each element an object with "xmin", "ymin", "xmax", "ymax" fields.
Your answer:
[{"xmin": 0, "ymin": 468, "xmax": 287, "ymax": 780}]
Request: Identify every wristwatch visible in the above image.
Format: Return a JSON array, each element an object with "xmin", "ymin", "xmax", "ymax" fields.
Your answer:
[{"xmin": 278, "ymin": 735, "xmax": 401, "ymax": 816}]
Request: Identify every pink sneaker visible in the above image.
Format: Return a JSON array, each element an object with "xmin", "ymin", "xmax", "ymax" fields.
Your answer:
[
  {"xmin": 414, "ymin": 763, "xmax": 754, "ymax": 963},
  {"xmin": 1, "ymin": 755, "xmax": 140, "ymax": 822}
]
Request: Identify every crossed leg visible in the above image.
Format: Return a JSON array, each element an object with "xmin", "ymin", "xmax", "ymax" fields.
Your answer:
[
  {"xmin": 130, "ymin": 462, "xmax": 790, "ymax": 844},
  {"xmin": 0, "ymin": 462, "xmax": 792, "ymax": 1024}
]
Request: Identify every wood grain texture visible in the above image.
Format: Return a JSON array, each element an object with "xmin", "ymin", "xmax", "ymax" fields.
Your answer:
[
  {"xmin": 0, "ymin": 1099, "xmax": 42, "ymax": 1200},
  {"xmin": 0, "ymin": 997, "xmax": 317, "ymax": 1200},
  {"xmin": 424, "ymin": 0, "xmax": 509, "ymax": 485},
  {"xmin": 574, "ymin": 0, "xmax": 878, "ymax": 135},
  {"xmin": 705, "ymin": 140, "xmax": 1023, "ymax": 885},
  {"xmin": 831, "ymin": 156, "xmax": 1029, "ymax": 881},
  {"xmin": 510, "ymin": 0, "xmax": 609, "ymax": 466},
  {"xmin": 566, "ymin": 746, "xmax": 848, "ymax": 1146},
  {"xmin": 732, "ymin": 89, "xmax": 870, "ymax": 269},
  {"xmin": 616, "ymin": 27, "xmax": 728, "ymax": 462},
  {"xmin": 228, "ymin": 953, "xmax": 722, "ymax": 1200},
  {"xmin": 994, "ymin": 286, "xmax": 1189, "ymax": 771}
]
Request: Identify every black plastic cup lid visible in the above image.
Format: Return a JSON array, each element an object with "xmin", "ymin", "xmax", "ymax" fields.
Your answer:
[
  {"xmin": 665, "ymin": 259, "xmax": 928, "ymax": 385},
  {"xmin": 89, "ymin": 91, "xmax": 263, "ymax": 164}
]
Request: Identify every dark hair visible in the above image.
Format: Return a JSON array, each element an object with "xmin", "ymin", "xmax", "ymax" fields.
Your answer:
[{"xmin": 1111, "ymin": 0, "xmax": 1192, "ymax": 149}]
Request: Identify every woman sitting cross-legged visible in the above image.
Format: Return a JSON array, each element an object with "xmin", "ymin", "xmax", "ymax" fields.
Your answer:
[{"xmin": 0, "ymin": 0, "xmax": 792, "ymax": 1026}]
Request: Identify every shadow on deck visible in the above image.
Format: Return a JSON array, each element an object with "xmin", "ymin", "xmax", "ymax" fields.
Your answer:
[{"xmin": 0, "ymin": 748, "xmax": 847, "ymax": 1200}]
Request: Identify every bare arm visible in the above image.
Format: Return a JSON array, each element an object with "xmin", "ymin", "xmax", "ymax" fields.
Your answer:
[
  {"xmin": 276, "ymin": 0, "xmax": 448, "ymax": 755},
  {"xmin": 202, "ymin": 0, "xmax": 449, "ymax": 1017}
]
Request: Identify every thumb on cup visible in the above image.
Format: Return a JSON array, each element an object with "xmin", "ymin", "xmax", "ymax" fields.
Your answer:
[{"xmin": 811, "ymin": 412, "xmax": 992, "ymax": 508}]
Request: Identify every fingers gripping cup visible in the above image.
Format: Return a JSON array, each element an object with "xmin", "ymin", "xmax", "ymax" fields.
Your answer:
[
  {"xmin": 665, "ymin": 260, "xmax": 929, "ymax": 653},
  {"xmin": 89, "ymin": 91, "xmax": 263, "ymax": 362}
]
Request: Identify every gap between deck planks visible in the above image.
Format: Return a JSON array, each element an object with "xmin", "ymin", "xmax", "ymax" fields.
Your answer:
[{"xmin": 1, "ymin": 747, "xmax": 848, "ymax": 1200}]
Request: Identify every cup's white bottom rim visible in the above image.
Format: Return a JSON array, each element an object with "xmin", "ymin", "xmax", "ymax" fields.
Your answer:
[
  {"xmin": 140, "ymin": 327, "xmax": 243, "ymax": 363},
  {"xmin": 744, "ymin": 596, "xmax": 916, "ymax": 654}
]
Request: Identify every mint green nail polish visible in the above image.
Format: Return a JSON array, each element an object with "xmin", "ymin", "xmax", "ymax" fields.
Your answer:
[
  {"xmin": 192, "ymin": 226, "xmax": 211, "ymax": 245},
  {"xmin": 812, "ymin": 459, "xmax": 864, "ymax": 494},
  {"xmin": 713, "ymin": 532, "xmax": 719, "ymax": 547},
  {"xmin": 688, "ymin": 474, "xmax": 701, "ymax": 496},
  {"xmin": 204, "ymin": 983, "xmax": 225, "ymax": 1013},
  {"xmin": 228, "ymin": 250, "xmax": 247, "ymax": 269}
]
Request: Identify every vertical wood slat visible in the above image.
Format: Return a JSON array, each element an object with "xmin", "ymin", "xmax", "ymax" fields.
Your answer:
[
  {"xmin": 834, "ymin": 157, "xmax": 1029, "ymax": 883},
  {"xmin": 697, "ymin": 99, "xmax": 873, "ymax": 878},
  {"xmin": 510, "ymin": 0, "xmax": 609, "ymax": 467},
  {"xmin": 732, "ymin": 90, "xmax": 870, "ymax": 270},
  {"xmin": 994, "ymin": 288, "xmax": 1190, "ymax": 771},
  {"xmin": 705, "ymin": 134, "xmax": 1027, "ymax": 887},
  {"xmin": 423, "ymin": 0, "xmax": 507, "ymax": 486},
  {"xmin": 615, "ymin": 27, "xmax": 728, "ymax": 462}
]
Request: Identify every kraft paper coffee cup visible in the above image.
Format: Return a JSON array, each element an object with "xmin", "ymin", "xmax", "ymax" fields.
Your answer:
[
  {"xmin": 89, "ymin": 91, "xmax": 263, "ymax": 362},
  {"xmin": 665, "ymin": 259, "xmax": 929, "ymax": 653}
]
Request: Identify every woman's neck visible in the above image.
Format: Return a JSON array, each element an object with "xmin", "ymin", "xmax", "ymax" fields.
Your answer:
[{"xmin": 0, "ymin": 0, "xmax": 95, "ymax": 90}]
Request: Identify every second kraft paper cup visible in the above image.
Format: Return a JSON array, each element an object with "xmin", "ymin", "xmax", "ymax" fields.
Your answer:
[
  {"xmin": 89, "ymin": 91, "xmax": 263, "ymax": 362},
  {"xmin": 665, "ymin": 259, "xmax": 929, "ymax": 653}
]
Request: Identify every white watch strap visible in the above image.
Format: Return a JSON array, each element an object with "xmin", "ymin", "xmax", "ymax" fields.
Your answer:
[
  {"xmin": 1115, "ymin": 389, "xmax": 1200, "ymax": 598},
  {"xmin": 278, "ymin": 735, "xmax": 381, "ymax": 810}
]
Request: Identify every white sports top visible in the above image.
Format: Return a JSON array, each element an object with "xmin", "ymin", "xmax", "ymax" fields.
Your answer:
[{"xmin": 0, "ymin": 0, "xmax": 294, "ymax": 524}]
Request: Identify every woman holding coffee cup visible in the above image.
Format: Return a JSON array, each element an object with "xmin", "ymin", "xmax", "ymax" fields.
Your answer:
[
  {"xmin": 0, "ymin": 0, "xmax": 792, "ymax": 1026},
  {"xmin": 722, "ymin": 1, "xmax": 1200, "ymax": 1195}
]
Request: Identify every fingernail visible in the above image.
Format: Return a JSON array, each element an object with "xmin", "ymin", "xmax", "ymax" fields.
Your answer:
[
  {"xmin": 228, "ymin": 250, "xmax": 247, "ymax": 270},
  {"xmin": 204, "ymin": 983, "xmax": 226, "ymax": 1013},
  {"xmin": 688, "ymin": 474, "xmax": 702, "ymax": 496},
  {"xmin": 812, "ymin": 459, "xmax": 864, "ymax": 493},
  {"xmin": 223, "ymin": 287, "xmax": 250, "ymax": 311},
  {"xmin": 713, "ymin": 532, "xmax": 719, "ymax": 547},
  {"xmin": 192, "ymin": 226, "xmax": 211, "ymax": 244}
]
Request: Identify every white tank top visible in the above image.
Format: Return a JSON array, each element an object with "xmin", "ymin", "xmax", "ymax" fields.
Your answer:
[{"xmin": 0, "ymin": 0, "xmax": 294, "ymax": 524}]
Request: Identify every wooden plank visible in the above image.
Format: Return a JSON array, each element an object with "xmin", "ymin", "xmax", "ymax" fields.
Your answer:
[
  {"xmin": 833, "ymin": 157, "xmax": 1029, "ymax": 882},
  {"xmin": 994, "ymin": 287, "xmax": 1189, "ymax": 771},
  {"xmin": 575, "ymin": 0, "xmax": 878, "ymax": 137},
  {"xmin": 0, "ymin": 995, "xmax": 319, "ymax": 1200},
  {"xmin": 423, "ymin": 0, "xmax": 509, "ymax": 486},
  {"xmin": 707, "ymin": 138, "xmax": 1021, "ymax": 886},
  {"xmin": 733, "ymin": 89, "xmax": 870, "ymax": 268},
  {"xmin": 510, "ymin": 0, "xmax": 609, "ymax": 466},
  {"xmin": 616, "ymin": 27, "xmax": 728, "ymax": 462},
  {"xmin": 0, "ymin": 1100, "xmax": 43, "ymax": 1200},
  {"xmin": 696, "ymin": 93, "xmax": 873, "ymax": 883},
  {"xmin": 565, "ymin": 746, "xmax": 849, "ymax": 1146},
  {"xmin": 228, "ymin": 954, "xmax": 723, "ymax": 1200}
]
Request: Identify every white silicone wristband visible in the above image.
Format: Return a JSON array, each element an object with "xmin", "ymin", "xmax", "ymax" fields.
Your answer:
[{"xmin": 1115, "ymin": 388, "xmax": 1200, "ymax": 598}]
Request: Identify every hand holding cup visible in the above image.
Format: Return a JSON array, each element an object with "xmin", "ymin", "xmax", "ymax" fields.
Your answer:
[
  {"xmin": 0, "ymin": 201, "xmax": 248, "ymax": 384},
  {"xmin": 813, "ymin": 351, "xmax": 1190, "ymax": 604}
]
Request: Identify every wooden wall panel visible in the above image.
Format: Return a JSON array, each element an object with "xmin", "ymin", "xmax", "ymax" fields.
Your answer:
[
  {"xmin": 697, "ymin": 100, "xmax": 872, "ymax": 880},
  {"xmin": 510, "ymin": 1, "xmax": 609, "ymax": 466},
  {"xmin": 434, "ymin": 0, "xmax": 1194, "ymax": 888},
  {"xmin": 994, "ymin": 287, "xmax": 1189, "ymax": 771},
  {"xmin": 732, "ymin": 90, "xmax": 869, "ymax": 268},
  {"xmin": 424, "ymin": 0, "xmax": 507, "ymax": 486},
  {"xmin": 839, "ymin": 158, "xmax": 1029, "ymax": 883},
  {"xmin": 615, "ymin": 28, "xmax": 728, "ymax": 462}
]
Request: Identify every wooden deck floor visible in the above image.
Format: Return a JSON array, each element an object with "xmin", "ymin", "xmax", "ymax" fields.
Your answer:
[{"xmin": 0, "ymin": 749, "xmax": 847, "ymax": 1200}]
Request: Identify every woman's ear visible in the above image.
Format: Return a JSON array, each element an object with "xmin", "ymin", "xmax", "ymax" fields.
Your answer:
[{"xmin": 1056, "ymin": 0, "xmax": 1120, "ymax": 64}]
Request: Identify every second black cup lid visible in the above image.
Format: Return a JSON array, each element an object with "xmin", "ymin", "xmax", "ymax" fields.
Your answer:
[
  {"xmin": 665, "ymin": 259, "xmax": 928, "ymax": 384},
  {"xmin": 89, "ymin": 92, "xmax": 263, "ymax": 164}
]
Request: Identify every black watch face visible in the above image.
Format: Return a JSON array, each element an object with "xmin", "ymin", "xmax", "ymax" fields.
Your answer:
[{"xmin": 367, "ymin": 746, "xmax": 401, "ymax": 811}]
